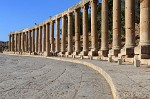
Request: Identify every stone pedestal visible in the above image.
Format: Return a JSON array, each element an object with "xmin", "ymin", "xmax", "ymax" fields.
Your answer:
[
  {"xmin": 98, "ymin": 50, "xmax": 108, "ymax": 57},
  {"xmin": 109, "ymin": 49, "xmax": 120, "ymax": 57}
]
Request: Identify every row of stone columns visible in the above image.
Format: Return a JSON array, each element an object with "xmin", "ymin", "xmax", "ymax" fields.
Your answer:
[{"xmin": 9, "ymin": 0, "xmax": 150, "ymax": 59}]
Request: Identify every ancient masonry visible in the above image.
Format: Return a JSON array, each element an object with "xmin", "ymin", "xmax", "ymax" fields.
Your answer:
[{"xmin": 6, "ymin": 0, "xmax": 150, "ymax": 65}]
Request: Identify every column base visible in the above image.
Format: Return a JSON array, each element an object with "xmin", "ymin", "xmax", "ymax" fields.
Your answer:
[
  {"xmin": 98, "ymin": 50, "xmax": 108, "ymax": 57},
  {"xmin": 44, "ymin": 52, "xmax": 53, "ymax": 57},
  {"xmin": 59, "ymin": 52, "xmax": 66, "ymax": 57},
  {"xmin": 80, "ymin": 51, "xmax": 88, "ymax": 56},
  {"xmin": 108, "ymin": 49, "xmax": 120, "ymax": 57},
  {"xmin": 73, "ymin": 51, "xmax": 80, "ymax": 55},
  {"xmin": 88, "ymin": 50, "xmax": 98, "ymax": 56},
  {"xmin": 120, "ymin": 47, "xmax": 134, "ymax": 58},
  {"xmin": 65, "ymin": 52, "xmax": 72, "ymax": 56},
  {"xmin": 134, "ymin": 45, "xmax": 150, "ymax": 59}
]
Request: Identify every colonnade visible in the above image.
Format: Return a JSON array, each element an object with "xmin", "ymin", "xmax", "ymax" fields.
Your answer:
[{"xmin": 8, "ymin": 0, "xmax": 150, "ymax": 61}]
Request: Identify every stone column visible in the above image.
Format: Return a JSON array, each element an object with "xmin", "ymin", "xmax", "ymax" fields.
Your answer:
[
  {"xmin": 11, "ymin": 34, "xmax": 15, "ymax": 52},
  {"xmin": 26, "ymin": 31, "xmax": 28, "ymax": 52},
  {"xmin": 74, "ymin": 8, "xmax": 81, "ymax": 55},
  {"xmin": 43, "ymin": 25, "xmax": 46, "ymax": 52},
  {"xmin": 9, "ymin": 34, "xmax": 11, "ymax": 51},
  {"xmin": 81, "ymin": 4, "xmax": 89, "ymax": 56},
  {"xmin": 67, "ymin": 13, "xmax": 73, "ymax": 55},
  {"xmin": 125, "ymin": 0, "xmax": 135, "ymax": 48},
  {"xmin": 22, "ymin": 32, "xmax": 25, "ymax": 52},
  {"xmin": 32, "ymin": 29, "xmax": 35, "ymax": 52},
  {"xmin": 15, "ymin": 34, "xmax": 18, "ymax": 52},
  {"xmin": 109, "ymin": 0, "xmax": 121, "ymax": 57},
  {"xmin": 45, "ymin": 23, "xmax": 50, "ymax": 56},
  {"xmin": 29, "ymin": 30, "xmax": 32, "ymax": 53},
  {"xmin": 50, "ymin": 21, "xmax": 55, "ymax": 53},
  {"xmin": 61, "ymin": 15, "xmax": 67, "ymax": 54},
  {"xmin": 39, "ymin": 26, "xmax": 42, "ymax": 52},
  {"xmin": 100, "ymin": 0, "xmax": 109, "ymax": 57},
  {"xmin": 89, "ymin": 0, "xmax": 98, "ymax": 56},
  {"xmin": 18, "ymin": 33, "xmax": 21, "ymax": 52},
  {"xmin": 120, "ymin": 0, "xmax": 135, "ymax": 57},
  {"xmin": 56, "ymin": 19, "xmax": 60, "ymax": 53},
  {"xmin": 36, "ymin": 27, "xmax": 39, "ymax": 53},
  {"xmin": 135, "ymin": 0, "xmax": 150, "ymax": 59}
]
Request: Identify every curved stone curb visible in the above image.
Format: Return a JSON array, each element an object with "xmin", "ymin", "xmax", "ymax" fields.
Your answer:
[{"xmin": 2, "ymin": 53, "xmax": 117, "ymax": 99}]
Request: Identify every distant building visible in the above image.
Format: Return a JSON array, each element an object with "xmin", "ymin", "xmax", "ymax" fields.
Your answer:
[{"xmin": 0, "ymin": 41, "xmax": 9, "ymax": 52}]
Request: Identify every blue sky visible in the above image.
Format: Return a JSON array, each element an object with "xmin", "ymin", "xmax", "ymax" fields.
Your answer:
[{"xmin": 0, "ymin": 0, "xmax": 101, "ymax": 41}]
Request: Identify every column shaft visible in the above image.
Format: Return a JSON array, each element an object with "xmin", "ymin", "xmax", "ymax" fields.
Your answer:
[
  {"xmin": 68, "ymin": 13, "xmax": 73, "ymax": 53},
  {"xmin": 82, "ymin": 4, "xmax": 89, "ymax": 54},
  {"xmin": 36, "ymin": 28, "xmax": 39, "ymax": 52},
  {"xmin": 50, "ymin": 21, "xmax": 55, "ymax": 52},
  {"xmin": 101, "ymin": 0, "xmax": 108, "ymax": 51},
  {"xmin": 61, "ymin": 16, "xmax": 66, "ymax": 53},
  {"xmin": 32, "ymin": 30, "xmax": 35, "ymax": 52},
  {"xmin": 91, "ymin": 1, "xmax": 98, "ymax": 52},
  {"xmin": 46, "ymin": 23, "xmax": 50, "ymax": 56},
  {"xmin": 12, "ymin": 34, "xmax": 15, "ymax": 51},
  {"xmin": 26, "ymin": 31, "xmax": 28, "ymax": 52},
  {"xmin": 43, "ymin": 25, "xmax": 46, "ymax": 52},
  {"xmin": 75, "ymin": 9, "xmax": 81, "ymax": 53},
  {"xmin": 9, "ymin": 34, "xmax": 11, "ymax": 51},
  {"xmin": 125, "ymin": 0, "xmax": 135, "ymax": 48},
  {"xmin": 140, "ymin": 0, "xmax": 150, "ymax": 46},
  {"xmin": 39, "ymin": 26, "xmax": 42, "ymax": 52},
  {"xmin": 112, "ymin": 0, "xmax": 121, "ymax": 49},
  {"xmin": 15, "ymin": 34, "xmax": 18, "ymax": 52},
  {"xmin": 19, "ymin": 33, "xmax": 21, "ymax": 52},
  {"xmin": 29, "ymin": 31, "xmax": 32, "ymax": 52},
  {"xmin": 56, "ymin": 19, "xmax": 60, "ymax": 52},
  {"xmin": 22, "ymin": 32, "xmax": 25, "ymax": 52}
]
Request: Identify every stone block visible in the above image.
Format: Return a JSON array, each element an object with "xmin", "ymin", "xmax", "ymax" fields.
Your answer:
[
  {"xmin": 118, "ymin": 59, "xmax": 122, "ymax": 65},
  {"xmin": 109, "ymin": 49, "xmax": 120, "ymax": 57},
  {"xmin": 98, "ymin": 50, "xmax": 108, "ymax": 57},
  {"xmin": 108, "ymin": 57, "xmax": 112, "ymax": 62},
  {"xmin": 134, "ymin": 60, "xmax": 140, "ymax": 67},
  {"xmin": 88, "ymin": 50, "xmax": 98, "ymax": 56}
]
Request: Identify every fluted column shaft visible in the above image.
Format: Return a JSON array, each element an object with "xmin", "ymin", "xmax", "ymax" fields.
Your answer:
[
  {"xmin": 112, "ymin": 0, "xmax": 121, "ymax": 50},
  {"xmin": 125, "ymin": 0, "xmax": 135, "ymax": 48},
  {"xmin": 83, "ymin": 4, "xmax": 89, "ymax": 53},
  {"xmin": 9, "ymin": 34, "xmax": 11, "ymax": 51},
  {"xmin": 61, "ymin": 15, "xmax": 67, "ymax": 53},
  {"xmin": 68, "ymin": 13, "xmax": 73, "ymax": 53},
  {"xmin": 91, "ymin": 0, "xmax": 98, "ymax": 52},
  {"xmin": 101, "ymin": 0, "xmax": 108, "ymax": 51},
  {"xmin": 46, "ymin": 23, "xmax": 50, "ymax": 56},
  {"xmin": 32, "ymin": 29, "xmax": 35, "ymax": 52},
  {"xmin": 75, "ymin": 9, "xmax": 81, "ymax": 53},
  {"xmin": 39, "ymin": 26, "xmax": 42, "ymax": 52},
  {"xmin": 36, "ymin": 28, "xmax": 39, "ymax": 52},
  {"xmin": 56, "ymin": 19, "xmax": 60, "ymax": 52},
  {"xmin": 15, "ymin": 34, "xmax": 18, "ymax": 52},
  {"xmin": 50, "ymin": 21, "xmax": 55, "ymax": 52}
]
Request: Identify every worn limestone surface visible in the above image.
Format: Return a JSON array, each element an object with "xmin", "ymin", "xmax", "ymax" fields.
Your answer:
[{"xmin": 0, "ymin": 54, "xmax": 112, "ymax": 99}]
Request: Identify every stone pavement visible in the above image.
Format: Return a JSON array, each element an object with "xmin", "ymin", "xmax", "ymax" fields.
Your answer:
[
  {"xmin": 47, "ymin": 57, "xmax": 150, "ymax": 99},
  {"xmin": 0, "ymin": 54, "xmax": 112, "ymax": 99}
]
